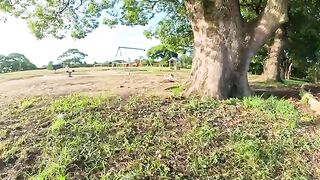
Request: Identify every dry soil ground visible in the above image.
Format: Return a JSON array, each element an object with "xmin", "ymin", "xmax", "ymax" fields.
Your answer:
[
  {"xmin": 0, "ymin": 67, "xmax": 318, "ymax": 109},
  {"xmin": 0, "ymin": 67, "xmax": 188, "ymax": 103}
]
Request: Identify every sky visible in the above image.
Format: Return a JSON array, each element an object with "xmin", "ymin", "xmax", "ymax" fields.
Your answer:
[{"xmin": 0, "ymin": 15, "xmax": 160, "ymax": 67}]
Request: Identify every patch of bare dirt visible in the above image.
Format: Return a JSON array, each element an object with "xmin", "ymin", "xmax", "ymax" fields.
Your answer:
[{"xmin": 0, "ymin": 70, "xmax": 188, "ymax": 102}]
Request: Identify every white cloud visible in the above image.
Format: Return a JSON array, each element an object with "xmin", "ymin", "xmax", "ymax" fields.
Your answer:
[{"xmin": 0, "ymin": 16, "xmax": 160, "ymax": 67}]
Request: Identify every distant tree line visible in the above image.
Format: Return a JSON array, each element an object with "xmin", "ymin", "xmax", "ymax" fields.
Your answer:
[{"xmin": 0, "ymin": 53, "xmax": 37, "ymax": 73}]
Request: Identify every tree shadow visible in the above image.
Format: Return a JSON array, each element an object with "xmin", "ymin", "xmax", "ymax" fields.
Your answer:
[
  {"xmin": 252, "ymin": 83, "xmax": 320, "ymax": 100},
  {"xmin": 252, "ymin": 86, "xmax": 300, "ymax": 99},
  {"xmin": 298, "ymin": 118, "xmax": 320, "ymax": 128}
]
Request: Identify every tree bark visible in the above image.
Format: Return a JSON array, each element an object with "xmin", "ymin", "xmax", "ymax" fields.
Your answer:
[
  {"xmin": 262, "ymin": 25, "xmax": 287, "ymax": 82},
  {"xmin": 184, "ymin": 0, "xmax": 289, "ymax": 99}
]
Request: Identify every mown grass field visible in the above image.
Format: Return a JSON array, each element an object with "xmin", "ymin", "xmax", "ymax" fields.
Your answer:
[{"xmin": 0, "ymin": 93, "xmax": 319, "ymax": 179}]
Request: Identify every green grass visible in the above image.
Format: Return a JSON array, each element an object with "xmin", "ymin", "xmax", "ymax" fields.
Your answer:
[{"xmin": 0, "ymin": 94, "xmax": 319, "ymax": 179}]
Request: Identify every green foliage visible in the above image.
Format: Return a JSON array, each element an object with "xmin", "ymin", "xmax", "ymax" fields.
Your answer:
[
  {"xmin": 240, "ymin": 0, "xmax": 266, "ymax": 21},
  {"xmin": 0, "ymin": 1, "xmax": 13, "ymax": 13},
  {"xmin": 51, "ymin": 117, "xmax": 66, "ymax": 132},
  {"xmin": 242, "ymin": 96, "xmax": 299, "ymax": 127},
  {"xmin": 285, "ymin": 0, "xmax": 320, "ymax": 79},
  {"xmin": 20, "ymin": 97, "xmax": 38, "ymax": 110},
  {"xmin": 178, "ymin": 55, "xmax": 192, "ymax": 69},
  {"xmin": 0, "ymin": 53, "xmax": 37, "ymax": 73},
  {"xmin": 147, "ymin": 44, "xmax": 177, "ymax": 61},
  {"xmin": 307, "ymin": 63, "xmax": 320, "ymax": 83},
  {"xmin": 1, "ymin": 95, "xmax": 319, "ymax": 179},
  {"xmin": 143, "ymin": 5, "xmax": 192, "ymax": 54},
  {"xmin": 57, "ymin": 49, "xmax": 88, "ymax": 67},
  {"xmin": 300, "ymin": 92, "xmax": 313, "ymax": 105},
  {"xmin": 159, "ymin": 58, "xmax": 169, "ymax": 67},
  {"xmin": 141, "ymin": 58, "xmax": 154, "ymax": 66},
  {"xmin": 170, "ymin": 85, "xmax": 184, "ymax": 97},
  {"xmin": 47, "ymin": 61, "xmax": 54, "ymax": 70},
  {"xmin": 249, "ymin": 47, "xmax": 268, "ymax": 75}
]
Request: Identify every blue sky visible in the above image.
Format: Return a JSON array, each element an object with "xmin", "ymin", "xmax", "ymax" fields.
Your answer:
[{"xmin": 0, "ymin": 15, "xmax": 160, "ymax": 67}]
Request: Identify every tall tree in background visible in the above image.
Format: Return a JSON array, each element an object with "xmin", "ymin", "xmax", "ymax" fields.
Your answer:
[
  {"xmin": 0, "ymin": 55, "xmax": 8, "ymax": 73},
  {"xmin": 147, "ymin": 45, "xmax": 178, "ymax": 60},
  {"xmin": 286, "ymin": 0, "xmax": 320, "ymax": 81},
  {"xmin": 0, "ymin": 53, "xmax": 37, "ymax": 73},
  {"xmin": 1, "ymin": 0, "xmax": 289, "ymax": 99},
  {"xmin": 144, "ymin": 4, "xmax": 193, "ymax": 55},
  {"xmin": 261, "ymin": 0, "xmax": 320, "ymax": 81},
  {"xmin": 262, "ymin": 25, "xmax": 286, "ymax": 82},
  {"xmin": 57, "ymin": 49, "xmax": 88, "ymax": 67},
  {"xmin": 241, "ymin": 0, "xmax": 320, "ymax": 82}
]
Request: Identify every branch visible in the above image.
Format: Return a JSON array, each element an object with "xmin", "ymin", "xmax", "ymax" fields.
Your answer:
[
  {"xmin": 51, "ymin": 0, "xmax": 71, "ymax": 22},
  {"xmin": 246, "ymin": 0, "xmax": 289, "ymax": 54},
  {"xmin": 58, "ymin": 0, "xmax": 71, "ymax": 14},
  {"xmin": 75, "ymin": 0, "xmax": 84, "ymax": 10}
]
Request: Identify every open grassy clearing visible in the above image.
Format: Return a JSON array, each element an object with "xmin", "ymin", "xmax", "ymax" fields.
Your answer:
[{"xmin": 0, "ymin": 94, "xmax": 319, "ymax": 179}]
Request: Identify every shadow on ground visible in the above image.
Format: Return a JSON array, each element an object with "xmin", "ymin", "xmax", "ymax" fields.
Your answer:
[{"xmin": 252, "ymin": 84, "xmax": 320, "ymax": 100}]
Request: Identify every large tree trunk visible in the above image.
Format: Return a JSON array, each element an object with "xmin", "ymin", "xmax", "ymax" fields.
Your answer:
[
  {"xmin": 262, "ymin": 25, "xmax": 287, "ymax": 82},
  {"xmin": 184, "ymin": 0, "xmax": 289, "ymax": 99}
]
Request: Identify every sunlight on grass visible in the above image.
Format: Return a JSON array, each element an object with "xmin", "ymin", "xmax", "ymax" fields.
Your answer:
[{"xmin": 0, "ymin": 94, "xmax": 319, "ymax": 179}]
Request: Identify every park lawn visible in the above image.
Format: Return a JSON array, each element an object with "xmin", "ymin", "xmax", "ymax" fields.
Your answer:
[
  {"xmin": 0, "ymin": 67, "xmax": 309, "ymax": 90},
  {"xmin": 0, "ymin": 67, "xmax": 188, "ymax": 82},
  {"xmin": 0, "ymin": 94, "xmax": 319, "ymax": 179}
]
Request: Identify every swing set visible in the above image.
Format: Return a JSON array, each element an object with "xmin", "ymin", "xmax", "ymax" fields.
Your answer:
[{"xmin": 114, "ymin": 46, "xmax": 146, "ymax": 67}]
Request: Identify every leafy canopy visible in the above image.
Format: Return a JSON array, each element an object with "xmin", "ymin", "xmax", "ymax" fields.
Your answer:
[
  {"xmin": 1, "ymin": 0, "xmax": 184, "ymax": 39},
  {"xmin": 0, "ymin": 53, "xmax": 37, "ymax": 73},
  {"xmin": 57, "ymin": 48, "xmax": 88, "ymax": 66}
]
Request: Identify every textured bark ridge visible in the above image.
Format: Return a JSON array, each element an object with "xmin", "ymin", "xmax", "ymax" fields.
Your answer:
[
  {"xmin": 262, "ymin": 25, "xmax": 287, "ymax": 82},
  {"xmin": 184, "ymin": 0, "xmax": 289, "ymax": 99}
]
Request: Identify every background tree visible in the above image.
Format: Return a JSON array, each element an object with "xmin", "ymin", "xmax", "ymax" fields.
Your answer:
[
  {"xmin": 8, "ymin": 53, "xmax": 37, "ymax": 71},
  {"xmin": 57, "ymin": 49, "xmax": 88, "ymax": 67},
  {"xmin": 144, "ymin": 4, "xmax": 193, "ymax": 55},
  {"xmin": 0, "ymin": 55, "xmax": 9, "ymax": 73},
  {"xmin": 178, "ymin": 55, "xmax": 193, "ymax": 69},
  {"xmin": 239, "ymin": 0, "xmax": 283, "ymax": 81},
  {"xmin": 239, "ymin": 0, "xmax": 320, "ymax": 82},
  {"xmin": 249, "ymin": 47, "xmax": 268, "ymax": 75},
  {"xmin": 261, "ymin": 25, "xmax": 286, "ymax": 82},
  {"xmin": 260, "ymin": 0, "xmax": 320, "ymax": 82},
  {"xmin": 147, "ymin": 44, "xmax": 178, "ymax": 66},
  {"xmin": 0, "ymin": 53, "xmax": 37, "ymax": 73},
  {"xmin": 286, "ymin": 0, "xmax": 320, "ymax": 81}
]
